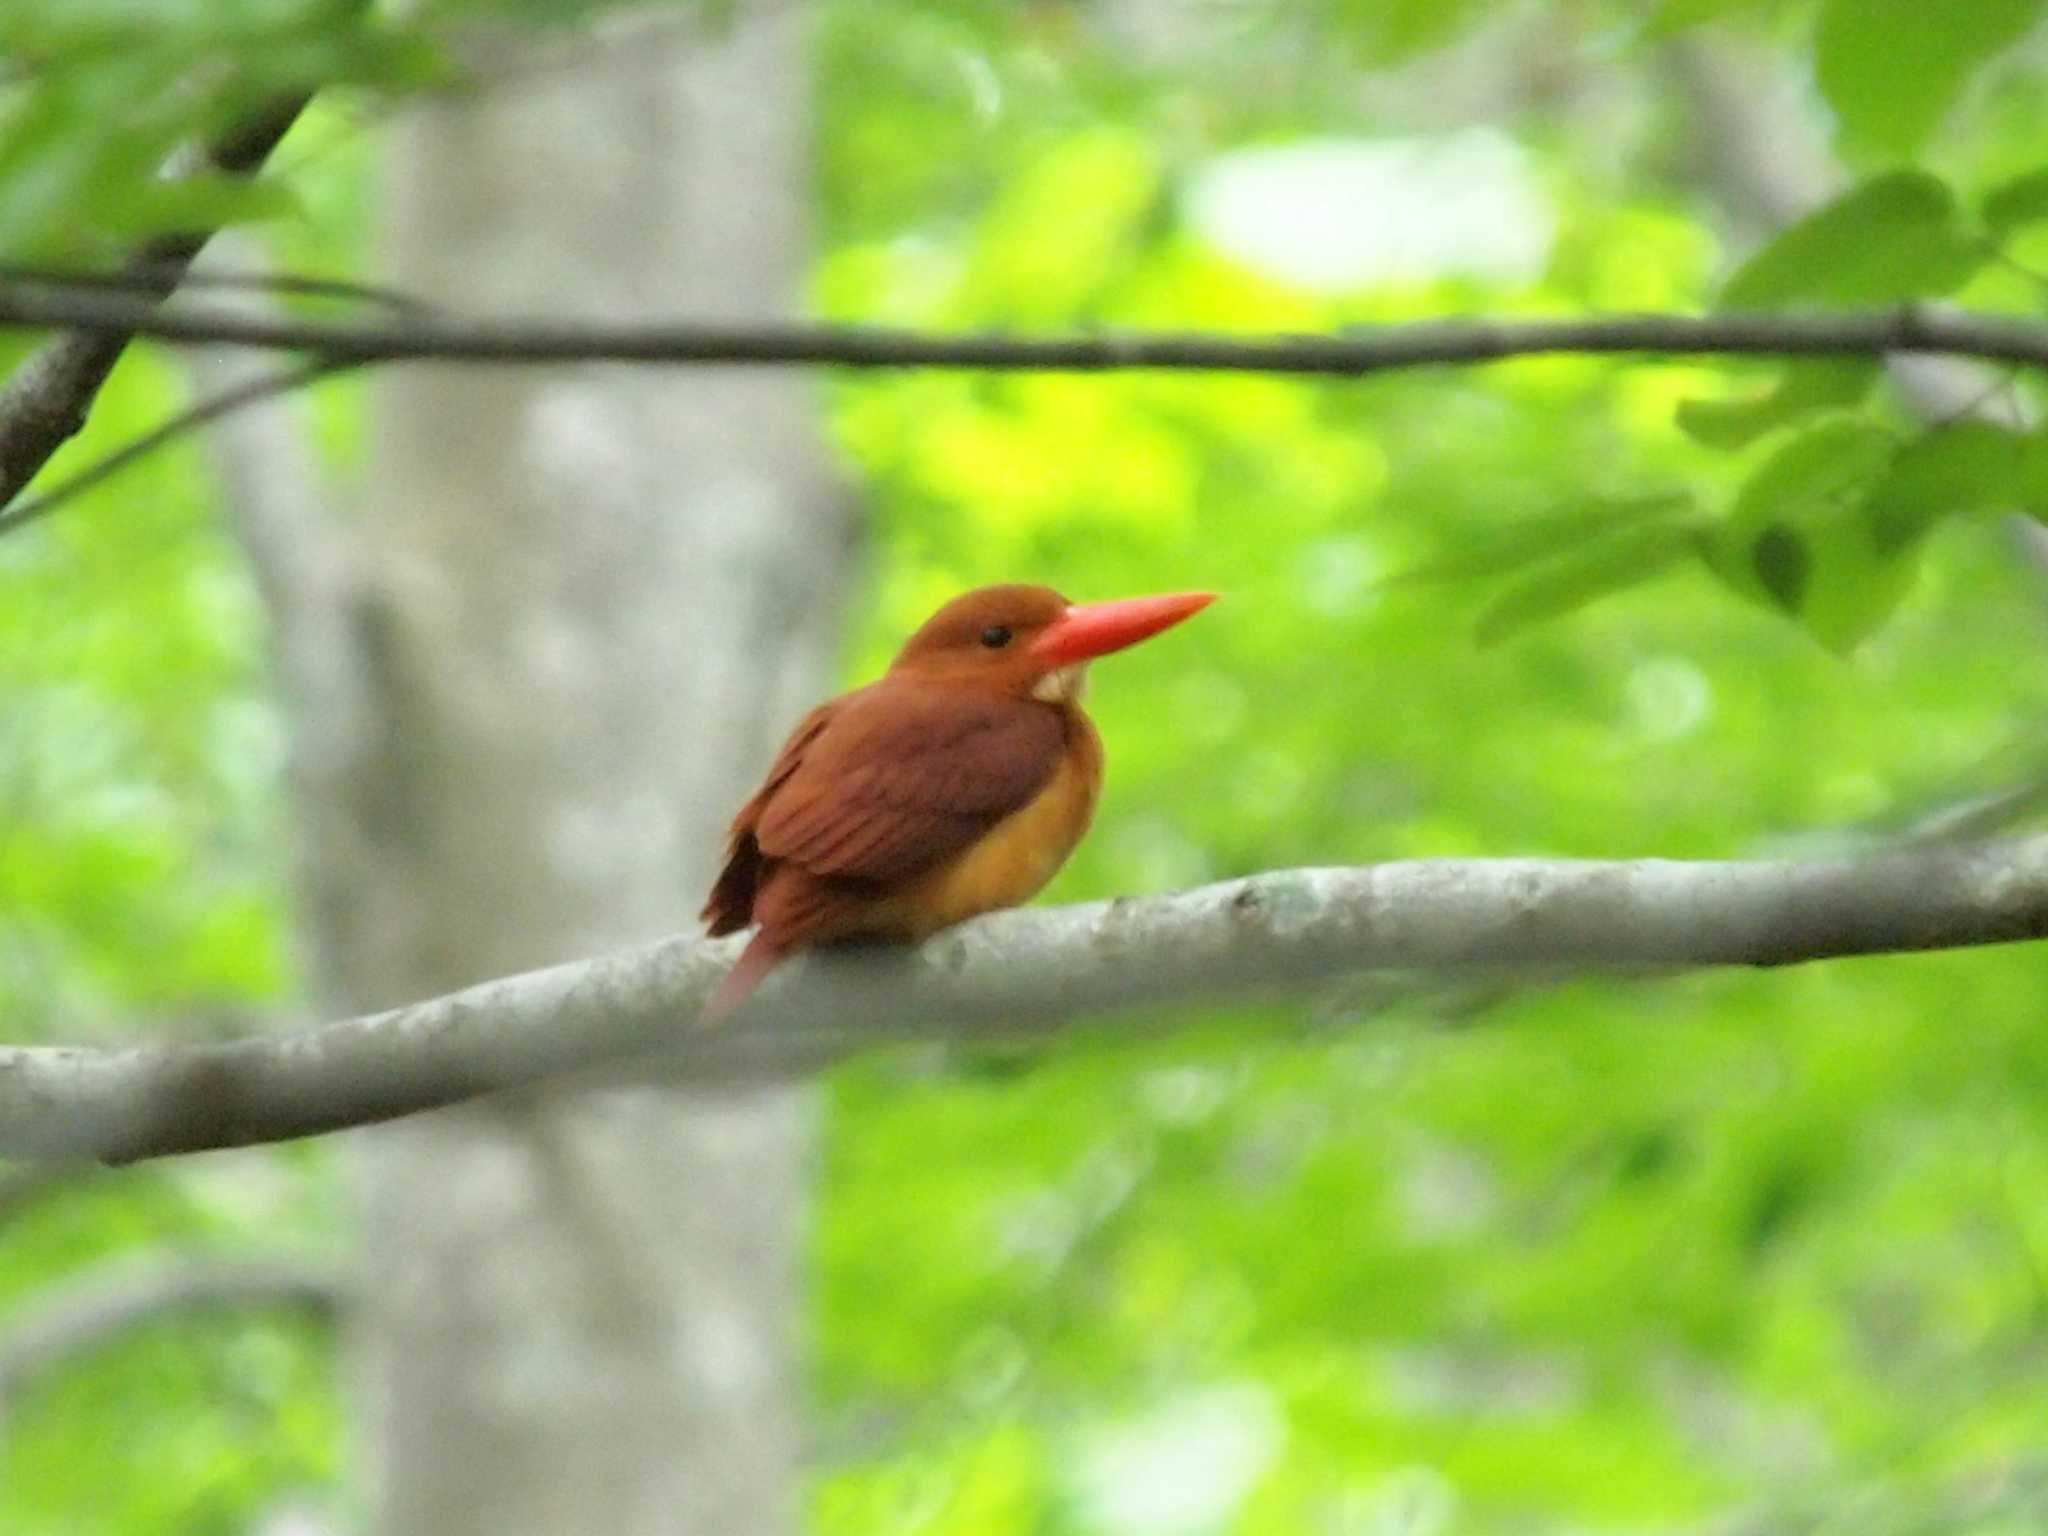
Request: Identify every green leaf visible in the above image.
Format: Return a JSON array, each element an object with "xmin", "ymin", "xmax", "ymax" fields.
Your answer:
[
  {"xmin": 1645, "ymin": 0, "xmax": 1803, "ymax": 30},
  {"xmin": 1388, "ymin": 492, "xmax": 1693, "ymax": 587},
  {"xmin": 1815, "ymin": 0, "xmax": 2045, "ymax": 155},
  {"xmin": 1473, "ymin": 518, "xmax": 1700, "ymax": 646},
  {"xmin": 1726, "ymin": 420, "xmax": 1897, "ymax": 529},
  {"xmin": 1750, "ymin": 524, "xmax": 1811, "ymax": 613},
  {"xmin": 1676, "ymin": 360, "xmax": 1881, "ymax": 449},
  {"xmin": 105, "ymin": 174, "xmax": 300, "ymax": 241},
  {"xmin": 0, "ymin": 50, "xmax": 225, "ymax": 260},
  {"xmin": 1864, "ymin": 421, "xmax": 2023, "ymax": 550},
  {"xmin": 1327, "ymin": 0, "xmax": 1492, "ymax": 63},
  {"xmin": 1711, "ymin": 417, "xmax": 1911, "ymax": 649},
  {"xmin": 2016, "ymin": 430, "xmax": 2048, "ymax": 517},
  {"xmin": 1983, "ymin": 166, "xmax": 2048, "ymax": 239},
  {"xmin": 1719, "ymin": 171, "xmax": 1981, "ymax": 309}
]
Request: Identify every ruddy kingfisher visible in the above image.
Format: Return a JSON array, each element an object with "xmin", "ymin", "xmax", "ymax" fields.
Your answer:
[{"xmin": 698, "ymin": 583, "xmax": 1216, "ymax": 1023}]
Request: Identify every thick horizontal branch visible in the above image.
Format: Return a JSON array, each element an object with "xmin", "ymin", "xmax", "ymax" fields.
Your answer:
[
  {"xmin": 0, "ymin": 1258, "xmax": 344, "ymax": 1404},
  {"xmin": 4, "ymin": 844, "xmax": 2047, "ymax": 1165},
  {"xmin": 1, "ymin": 285, "xmax": 2047, "ymax": 376}
]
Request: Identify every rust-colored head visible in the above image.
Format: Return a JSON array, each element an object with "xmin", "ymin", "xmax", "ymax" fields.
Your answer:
[{"xmin": 890, "ymin": 583, "xmax": 1216, "ymax": 702}]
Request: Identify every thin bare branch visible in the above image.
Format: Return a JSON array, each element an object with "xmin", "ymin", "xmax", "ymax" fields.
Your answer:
[
  {"xmin": 0, "ymin": 1258, "xmax": 345, "ymax": 1403},
  {"xmin": 0, "ymin": 358, "xmax": 349, "ymax": 539},
  {"xmin": 0, "ymin": 287, "xmax": 2045, "ymax": 377},
  {"xmin": 0, "ymin": 87, "xmax": 319, "ymax": 511},
  {"xmin": 0, "ymin": 262, "xmax": 435, "ymax": 318},
  {"xmin": 8, "ymin": 294, "xmax": 2046, "ymax": 545},
  {"xmin": 5, "ymin": 842, "xmax": 2048, "ymax": 1165}
]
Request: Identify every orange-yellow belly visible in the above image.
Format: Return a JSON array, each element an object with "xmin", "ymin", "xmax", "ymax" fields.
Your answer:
[{"xmin": 891, "ymin": 746, "xmax": 1098, "ymax": 939}]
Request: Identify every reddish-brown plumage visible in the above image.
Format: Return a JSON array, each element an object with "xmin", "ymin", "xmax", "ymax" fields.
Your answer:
[{"xmin": 697, "ymin": 583, "xmax": 1214, "ymax": 1024}]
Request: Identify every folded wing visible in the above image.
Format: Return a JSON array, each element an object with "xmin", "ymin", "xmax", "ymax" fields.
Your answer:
[{"xmin": 702, "ymin": 682, "xmax": 1066, "ymax": 946}]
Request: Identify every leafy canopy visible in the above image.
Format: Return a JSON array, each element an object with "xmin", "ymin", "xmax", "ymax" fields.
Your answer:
[{"xmin": 7, "ymin": 2, "xmax": 2048, "ymax": 1535}]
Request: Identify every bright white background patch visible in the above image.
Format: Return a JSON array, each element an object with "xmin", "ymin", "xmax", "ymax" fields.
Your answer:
[
  {"xmin": 1187, "ymin": 130, "xmax": 1555, "ymax": 292},
  {"xmin": 1067, "ymin": 1382, "xmax": 1284, "ymax": 1536}
]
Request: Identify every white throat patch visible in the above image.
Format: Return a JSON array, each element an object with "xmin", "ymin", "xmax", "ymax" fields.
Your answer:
[{"xmin": 1032, "ymin": 664, "xmax": 1088, "ymax": 705}]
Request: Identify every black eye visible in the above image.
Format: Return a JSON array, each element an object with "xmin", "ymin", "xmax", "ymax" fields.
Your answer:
[{"xmin": 980, "ymin": 624, "xmax": 1013, "ymax": 649}]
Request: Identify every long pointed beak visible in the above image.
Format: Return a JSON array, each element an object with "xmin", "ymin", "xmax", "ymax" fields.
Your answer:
[{"xmin": 1028, "ymin": 590, "xmax": 1217, "ymax": 666}]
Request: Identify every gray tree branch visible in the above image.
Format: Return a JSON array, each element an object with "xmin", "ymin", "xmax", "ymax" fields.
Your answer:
[
  {"xmin": 5, "ymin": 841, "xmax": 2048, "ymax": 1165},
  {"xmin": 4, "ymin": 294, "xmax": 2047, "ymax": 538},
  {"xmin": 0, "ymin": 1258, "xmax": 345, "ymax": 1405},
  {"xmin": 0, "ymin": 286, "xmax": 2044, "ymax": 376}
]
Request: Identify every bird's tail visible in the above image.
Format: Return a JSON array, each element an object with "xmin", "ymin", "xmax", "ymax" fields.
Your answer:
[{"xmin": 695, "ymin": 929, "xmax": 784, "ymax": 1029}]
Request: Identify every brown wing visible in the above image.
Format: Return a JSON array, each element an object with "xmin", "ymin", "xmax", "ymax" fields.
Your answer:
[
  {"xmin": 699, "ymin": 700, "xmax": 838, "ymax": 936},
  {"xmin": 758, "ymin": 682, "xmax": 1065, "ymax": 881},
  {"xmin": 702, "ymin": 681, "xmax": 1065, "ymax": 945}
]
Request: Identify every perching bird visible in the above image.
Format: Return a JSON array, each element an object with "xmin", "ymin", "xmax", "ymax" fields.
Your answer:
[{"xmin": 698, "ymin": 582, "xmax": 1216, "ymax": 1024}]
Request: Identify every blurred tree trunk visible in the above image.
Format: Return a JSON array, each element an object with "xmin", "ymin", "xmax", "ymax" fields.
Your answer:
[{"xmin": 282, "ymin": 11, "xmax": 846, "ymax": 1534}]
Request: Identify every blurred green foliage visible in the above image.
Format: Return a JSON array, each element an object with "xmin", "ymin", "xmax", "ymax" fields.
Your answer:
[{"xmin": 7, "ymin": 1, "xmax": 2048, "ymax": 1533}]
